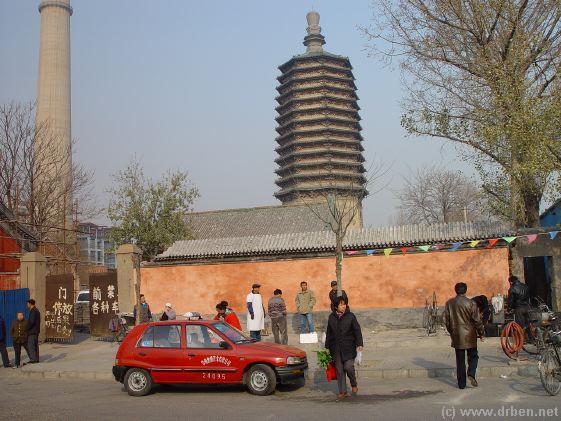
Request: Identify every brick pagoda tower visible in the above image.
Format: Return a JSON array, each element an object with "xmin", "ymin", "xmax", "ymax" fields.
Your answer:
[{"xmin": 274, "ymin": 11, "xmax": 367, "ymax": 226}]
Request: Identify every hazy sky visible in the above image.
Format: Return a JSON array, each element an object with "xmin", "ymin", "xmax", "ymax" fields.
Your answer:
[{"xmin": 0, "ymin": 0, "xmax": 468, "ymax": 227}]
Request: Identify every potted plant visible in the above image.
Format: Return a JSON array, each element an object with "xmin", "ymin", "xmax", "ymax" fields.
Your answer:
[{"xmin": 316, "ymin": 349, "xmax": 336, "ymax": 381}]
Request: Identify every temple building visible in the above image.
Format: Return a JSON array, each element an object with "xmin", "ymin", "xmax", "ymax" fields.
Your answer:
[
  {"xmin": 142, "ymin": 12, "xmax": 523, "ymax": 323},
  {"xmin": 274, "ymin": 11, "xmax": 366, "ymax": 227}
]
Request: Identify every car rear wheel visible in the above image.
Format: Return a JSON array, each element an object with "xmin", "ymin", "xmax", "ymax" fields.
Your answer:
[
  {"xmin": 246, "ymin": 364, "xmax": 276, "ymax": 396},
  {"xmin": 124, "ymin": 368, "xmax": 153, "ymax": 397}
]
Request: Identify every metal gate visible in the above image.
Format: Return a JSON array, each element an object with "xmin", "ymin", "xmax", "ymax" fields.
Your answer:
[
  {"xmin": 0, "ymin": 288, "xmax": 30, "ymax": 347},
  {"xmin": 89, "ymin": 272, "xmax": 119, "ymax": 338},
  {"xmin": 45, "ymin": 274, "xmax": 74, "ymax": 341}
]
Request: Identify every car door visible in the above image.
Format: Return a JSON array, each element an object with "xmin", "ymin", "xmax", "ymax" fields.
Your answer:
[
  {"xmin": 134, "ymin": 324, "xmax": 185, "ymax": 383},
  {"xmin": 183, "ymin": 323, "xmax": 241, "ymax": 384}
]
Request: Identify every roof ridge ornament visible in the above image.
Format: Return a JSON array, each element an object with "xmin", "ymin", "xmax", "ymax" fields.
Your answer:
[{"xmin": 304, "ymin": 11, "xmax": 325, "ymax": 53}]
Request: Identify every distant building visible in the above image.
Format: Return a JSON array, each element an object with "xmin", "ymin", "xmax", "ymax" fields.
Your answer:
[
  {"xmin": 540, "ymin": 199, "xmax": 561, "ymax": 227},
  {"xmin": 77, "ymin": 223, "xmax": 116, "ymax": 268}
]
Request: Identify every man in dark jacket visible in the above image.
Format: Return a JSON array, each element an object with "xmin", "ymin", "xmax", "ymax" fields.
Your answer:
[
  {"xmin": 325, "ymin": 296, "xmax": 363, "ymax": 399},
  {"xmin": 268, "ymin": 289, "xmax": 288, "ymax": 345},
  {"xmin": 26, "ymin": 299, "xmax": 40, "ymax": 363},
  {"xmin": 443, "ymin": 282, "xmax": 485, "ymax": 389},
  {"xmin": 10, "ymin": 312, "xmax": 29, "ymax": 368},
  {"xmin": 507, "ymin": 275, "xmax": 530, "ymax": 329},
  {"xmin": 0, "ymin": 315, "xmax": 10, "ymax": 367},
  {"xmin": 329, "ymin": 280, "xmax": 349, "ymax": 312}
]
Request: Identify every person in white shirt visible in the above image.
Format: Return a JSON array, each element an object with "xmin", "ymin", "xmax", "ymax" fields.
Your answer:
[{"xmin": 246, "ymin": 283, "xmax": 265, "ymax": 341}]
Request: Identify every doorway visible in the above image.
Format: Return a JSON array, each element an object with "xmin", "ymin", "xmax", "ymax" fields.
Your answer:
[{"xmin": 523, "ymin": 256, "xmax": 553, "ymax": 307}]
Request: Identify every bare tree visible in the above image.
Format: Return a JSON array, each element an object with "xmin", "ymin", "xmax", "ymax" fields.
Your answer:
[
  {"xmin": 297, "ymin": 159, "xmax": 388, "ymax": 296},
  {"xmin": 363, "ymin": 1, "xmax": 561, "ymax": 227},
  {"xmin": 0, "ymin": 101, "xmax": 94, "ymax": 257},
  {"xmin": 396, "ymin": 165, "xmax": 485, "ymax": 224}
]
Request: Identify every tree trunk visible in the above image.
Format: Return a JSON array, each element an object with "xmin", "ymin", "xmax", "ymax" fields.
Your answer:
[
  {"xmin": 522, "ymin": 190, "xmax": 541, "ymax": 228},
  {"xmin": 335, "ymin": 233, "xmax": 343, "ymax": 296},
  {"xmin": 511, "ymin": 170, "xmax": 541, "ymax": 228}
]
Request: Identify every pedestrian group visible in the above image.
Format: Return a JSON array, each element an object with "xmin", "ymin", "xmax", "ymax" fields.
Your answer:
[{"xmin": 0, "ymin": 298, "xmax": 41, "ymax": 369}]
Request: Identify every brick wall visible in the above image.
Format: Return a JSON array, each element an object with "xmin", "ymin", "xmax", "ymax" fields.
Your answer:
[{"xmin": 140, "ymin": 248, "xmax": 509, "ymax": 317}]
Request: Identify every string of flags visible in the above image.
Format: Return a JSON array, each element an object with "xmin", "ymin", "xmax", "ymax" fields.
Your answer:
[{"xmin": 344, "ymin": 230, "xmax": 560, "ymax": 258}]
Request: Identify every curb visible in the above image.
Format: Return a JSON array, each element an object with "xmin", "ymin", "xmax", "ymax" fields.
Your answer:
[
  {"xmin": 309, "ymin": 364, "xmax": 535, "ymax": 380},
  {"xmin": 11, "ymin": 370, "xmax": 113, "ymax": 381},
  {"xmin": 7, "ymin": 363, "xmax": 537, "ymax": 382}
]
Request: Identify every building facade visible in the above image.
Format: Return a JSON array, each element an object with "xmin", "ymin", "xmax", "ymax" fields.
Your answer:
[
  {"xmin": 143, "ymin": 221, "xmax": 513, "ymax": 317},
  {"xmin": 77, "ymin": 223, "xmax": 116, "ymax": 269},
  {"xmin": 274, "ymin": 12, "xmax": 366, "ymax": 227}
]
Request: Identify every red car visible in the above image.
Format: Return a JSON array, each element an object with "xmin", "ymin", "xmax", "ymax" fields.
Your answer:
[{"xmin": 113, "ymin": 319, "xmax": 307, "ymax": 396}]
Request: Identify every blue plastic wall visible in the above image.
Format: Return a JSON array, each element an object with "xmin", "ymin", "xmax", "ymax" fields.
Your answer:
[{"xmin": 0, "ymin": 288, "xmax": 30, "ymax": 347}]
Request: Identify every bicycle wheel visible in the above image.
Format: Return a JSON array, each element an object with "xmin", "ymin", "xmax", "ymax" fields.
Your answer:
[{"xmin": 538, "ymin": 347, "xmax": 561, "ymax": 396}]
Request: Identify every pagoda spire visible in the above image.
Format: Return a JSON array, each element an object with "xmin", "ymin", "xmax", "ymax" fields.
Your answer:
[{"xmin": 303, "ymin": 11, "xmax": 325, "ymax": 53}]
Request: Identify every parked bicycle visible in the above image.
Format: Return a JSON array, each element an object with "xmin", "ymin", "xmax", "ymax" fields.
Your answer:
[
  {"xmin": 521, "ymin": 298, "xmax": 558, "ymax": 355},
  {"xmin": 538, "ymin": 328, "xmax": 561, "ymax": 396},
  {"xmin": 422, "ymin": 292, "xmax": 438, "ymax": 336},
  {"xmin": 501, "ymin": 298, "xmax": 559, "ymax": 359},
  {"xmin": 109, "ymin": 314, "xmax": 130, "ymax": 343}
]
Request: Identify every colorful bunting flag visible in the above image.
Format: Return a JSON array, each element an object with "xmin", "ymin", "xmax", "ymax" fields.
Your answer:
[
  {"xmin": 361, "ymin": 233, "xmax": 558, "ymax": 257},
  {"xmin": 487, "ymin": 238, "xmax": 499, "ymax": 248},
  {"xmin": 526, "ymin": 234, "xmax": 538, "ymax": 244},
  {"xmin": 450, "ymin": 242, "xmax": 463, "ymax": 251}
]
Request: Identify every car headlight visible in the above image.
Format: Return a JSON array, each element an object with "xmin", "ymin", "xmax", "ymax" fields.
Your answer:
[{"xmin": 286, "ymin": 356, "xmax": 303, "ymax": 365}]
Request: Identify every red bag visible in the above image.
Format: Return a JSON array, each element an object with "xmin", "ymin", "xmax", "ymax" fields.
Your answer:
[{"xmin": 325, "ymin": 362, "xmax": 337, "ymax": 381}]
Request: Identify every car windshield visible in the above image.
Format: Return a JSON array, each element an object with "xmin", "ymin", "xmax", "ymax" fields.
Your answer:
[
  {"xmin": 76, "ymin": 292, "xmax": 89, "ymax": 302},
  {"xmin": 212, "ymin": 321, "xmax": 252, "ymax": 344}
]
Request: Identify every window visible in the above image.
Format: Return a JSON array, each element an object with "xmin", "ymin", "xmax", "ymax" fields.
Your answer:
[
  {"xmin": 139, "ymin": 325, "xmax": 181, "ymax": 348},
  {"xmin": 139, "ymin": 326, "xmax": 154, "ymax": 347},
  {"xmin": 185, "ymin": 325, "xmax": 224, "ymax": 349},
  {"xmin": 213, "ymin": 322, "xmax": 250, "ymax": 344}
]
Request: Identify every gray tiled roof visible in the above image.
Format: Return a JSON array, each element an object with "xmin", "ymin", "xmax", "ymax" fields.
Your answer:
[
  {"xmin": 187, "ymin": 203, "xmax": 331, "ymax": 239},
  {"xmin": 156, "ymin": 221, "xmax": 514, "ymax": 262}
]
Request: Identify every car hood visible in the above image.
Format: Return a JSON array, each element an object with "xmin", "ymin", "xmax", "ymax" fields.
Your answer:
[{"xmin": 245, "ymin": 342, "xmax": 306, "ymax": 358}]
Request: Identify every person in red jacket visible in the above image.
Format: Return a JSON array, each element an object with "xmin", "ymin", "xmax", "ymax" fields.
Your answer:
[{"xmin": 214, "ymin": 301, "xmax": 242, "ymax": 331}]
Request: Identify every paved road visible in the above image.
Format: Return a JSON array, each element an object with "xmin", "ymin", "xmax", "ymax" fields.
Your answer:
[{"xmin": 0, "ymin": 374, "xmax": 559, "ymax": 420}]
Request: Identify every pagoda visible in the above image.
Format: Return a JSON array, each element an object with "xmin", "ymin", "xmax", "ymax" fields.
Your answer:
[{"xmin": 274, "ymin": 11, "xmax": 367, "ymax": 226}]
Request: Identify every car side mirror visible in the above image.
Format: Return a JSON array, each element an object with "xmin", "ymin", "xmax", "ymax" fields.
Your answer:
[{"xmin": 219, "ymin": 341, "xmax": 230, "ymax": 349}]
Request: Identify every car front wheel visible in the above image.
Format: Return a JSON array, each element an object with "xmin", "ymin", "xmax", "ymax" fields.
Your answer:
[
  {"xmin": 246, "ymin": 364, "xmax": 276, "ymax": 396},
  {"xmin": 124, "ymin": 368, "xmax": 153, "ymax": 397}
]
